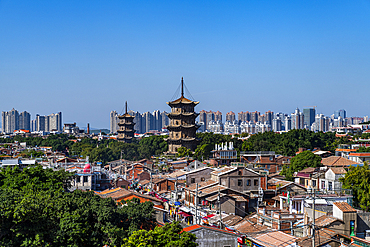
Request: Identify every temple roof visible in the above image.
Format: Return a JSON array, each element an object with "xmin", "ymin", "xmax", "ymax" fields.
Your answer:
[{"xmin": 167, "ymin": 96, "xmax": 199, "ymax": 106}]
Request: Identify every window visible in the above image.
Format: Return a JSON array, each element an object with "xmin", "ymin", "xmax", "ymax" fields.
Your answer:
[
  {"xmin": 247, "ymin": 179, "xmax": 251, "ymax": 186},
  {"xmin": 238, "ymin": 179, "xmax": 242, "ymax": 186},
  {"xmin": 254, "ymin": 179, "xmax": 258, "ymax": 186},
  {"xmin": 312, "ymin": 180, "xmax": 316, "ymax": 187},
  {"xmin": 168, "ymin": 186, "xmax": 171, "ymax": 190},
  {"xmin": 201, "ymin": 177, "xmax": 205, "ymax": 181},
  {"xmin": 76, "ymin": 176, "xmax": 81, "ymax": 183},
  {"xmin": 191, "ymin": 178, "xmax": 195, "ymax": 183},
  {"xmin": 83, "ymin": 176, "xmax": 88, "ymax": 183},
  {"xmin": 321, "ymin": 181, "xmax": 325, "ymax": 189},
  {"xmin": 328, "ymin": 182, "xmax": 333, "ymax": 191},
  {"xmin": 238, "ymin": 170, "xmax": 242, "ymax": 176}
]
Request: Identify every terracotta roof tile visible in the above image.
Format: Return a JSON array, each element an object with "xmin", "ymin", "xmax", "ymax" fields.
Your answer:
[
  {"xmin": 321, "ymin": 156, "xmax": 358, "ymax": 167},
  {"xmin": 254, "ymin": 231, "xmax": 297, "ymax": 246},
  {"xmin": 315, "ymin": 215, "xmax": 341, "ymax": 227},
  {"xmin": 234, "ymin": 219, "xmax": 268, "ymax": 234},
  {"xmin": 333, "ymin": 202, "xmax": 356, "ymax": 212},
  {"xmin": 329, "ymin": 167, "xmax": 347, "ymax": 174}
]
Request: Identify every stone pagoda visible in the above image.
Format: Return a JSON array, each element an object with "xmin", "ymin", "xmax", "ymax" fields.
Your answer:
[
  {"xmin": 117, "ymin": 101, "xmax": 135, "ymax": 143},
  {"xmin": 166, "ymin": 77, "xmax": 200, "ymax": 154}
]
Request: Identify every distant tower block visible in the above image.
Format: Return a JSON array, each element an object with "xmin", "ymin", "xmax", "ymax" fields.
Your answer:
[
  {"xmin": 117, "ymin": 102, "xmax": 135, "ymax": 143},
  {"xmin": 166, "ymin": 77, "xmax": 200, "ymax": 154}
]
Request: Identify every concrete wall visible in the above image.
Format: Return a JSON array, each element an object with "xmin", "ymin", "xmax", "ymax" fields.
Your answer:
[
  {"xmin": 186, "ymin": 168, "xmax": 213, "ymax": 185},
  {"xmin": 191, "ymin": 228, "xmax": 238, "ymax": 247},
  {"xmin": 220, "ymin": 168, "xmax": 260, "ymax": 193}
]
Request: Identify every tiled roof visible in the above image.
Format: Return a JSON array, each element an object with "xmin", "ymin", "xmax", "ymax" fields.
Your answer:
[
  {"xmin": 329, "ymin": 167, "xmax": 347, "ymax": 175},
  {"xmin": 299, "ymin": 167, "xmax": 318, "ymax": 173},
  {"xmin": 315, "ymin": 215, "xmax": 341, "ymax": 227},
  {"xmin": 333, "ymin": 202, "xmax": 356, "ymax": 212},
  {"xmin": 234, "ymin": 219, "xmax": 268, "ymax": 234},
  {"xmin": 186, "ymin": 179, "xmax": 218, "ymax": 191},
  {"xmin": 183, "ymin": 224, "xmax": 236, "ymax": 235},
  {"xmin": 297, "ymin": 228, "xmax": 337, "ymax": 247},
  {"xmin": 228, "ymin": 194, "xmax": 248, "ymax": 202},
  {"xmin": 321, "ymin": 156, "xmax": 358, "ymax": 167},
  {"xmin": 254, "ymin": 231, "xmax": 298, "ymax": 247},
  {"xmin": 349, "ymin": 153, "xmax": 370, "ymax": 157},
  {"xmin": 210, "ymin": 166, "xmax": 236, "ymax": 176},
  {"xmin": 222, "ymin": 215, "xmax": 243, "ymax": 226},
  {"xmin": 199, "ymin": 185, "xmax": 229, "ymax": 196}
]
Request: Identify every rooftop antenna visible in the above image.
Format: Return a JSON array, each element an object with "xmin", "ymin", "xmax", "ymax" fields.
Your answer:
[
  {"xmin": 125, "ymin": 101, "xmax": 128, "ymax": 114},
  {"xmin": 181, "ymin": 77, "xmax": 184, "ymax": 97}
]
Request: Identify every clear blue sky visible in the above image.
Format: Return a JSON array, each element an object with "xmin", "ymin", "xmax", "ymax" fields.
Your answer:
[{"xmin": 1, "ymin": 1, "xmax": 370, "ymax": 128}]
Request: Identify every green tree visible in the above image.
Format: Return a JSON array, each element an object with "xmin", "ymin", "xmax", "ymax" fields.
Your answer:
[
  {"xmin": 0, "ymin": 166, "xmax": 157, "ymax": 246},
  {"xmin": 122, "ymin": 222, "xmax": 198, "ymax": 247},
  {"xmin": 340, "ymin": 162, "xmax": 370, "ymax": 211},
  {"xmin": 176, "ymin": 147, "xmax": 193, "ymax": 158},
  {"xmin": 280, "ymin": 150, "xmax": 322, "ymax": 181}
]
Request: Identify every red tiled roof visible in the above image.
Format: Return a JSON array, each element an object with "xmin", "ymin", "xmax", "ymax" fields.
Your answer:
[
  {"xmin": 315, "ymin": 215, "xmax": 341, "ymax": 227},
  {"xmin": 321, "ymin": 156, "xmax": 358, "ymax": 167},
  {"xmin": 349, "ymin": 153, "xmax": 370, "ymax": 157},
  {"xmin": 329, "ymin": 167, "xmax": 347, "ymax": 175},
  {"xmin": 333, "ymin": 202, "xmax": 356, "ymax": 212},
  {"xmin": 183, "ymin": 224, "xmax": 236, "ymax": 235},
  {"xmin": 254, "ymin": 231, "xmax": 298, "ymax": 246}
]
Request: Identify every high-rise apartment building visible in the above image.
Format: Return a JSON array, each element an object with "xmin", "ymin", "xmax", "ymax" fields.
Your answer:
[
  {"xmin": 226, "ymin": 111, "xmax": 236, "ymax": 122},
  {"xmin": 2, "ymin": 109, "xmax": 32, "ymax": 133},
  {"xmin": 291, "ymin": 108, "xmax": 304, "ymax": 129},
  {"xmin": 110, "ymin": 111, "xmax": 118, "ymax": 134},
  {"xmin": 214, "ymin": 111, "xmax": 222, "ymax": 122},
  {"xmin": 303, "ymin": 108, "xmax": 316, "ymax": 128},
  {"xmin": 19, "ymin": 111, "xmax": 31, "ymax": 131},
  {"xmin": 334, "ymin": 109, "xmax": 346, "ymax": 119},
  {"xmin": 272, "ymin": 117, "xmax": 282, "ymax": 132},
  {"xmin": 265, "ymin": 111, "xmax": 273, "ymax": 125},
  {"xmin": 33, "ymin": 112, "xmax": 62, "ymax": 132},
  {"xmin": 250, "ymin": 111, "xmax": 260, "ymax": 123}
]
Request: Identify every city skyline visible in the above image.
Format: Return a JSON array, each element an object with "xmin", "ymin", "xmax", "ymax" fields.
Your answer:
[{"xmin": 1, "ymin": 1, "xmax": 370, "ymax": 128}]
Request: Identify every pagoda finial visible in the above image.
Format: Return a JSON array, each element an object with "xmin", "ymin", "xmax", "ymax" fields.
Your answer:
[
  {"xmin": 125, "ymin": 101, "xmax": 128, "ymax": 114},
  {"xmin": 181, "ymin": 77, "xmax": 184, "ymax": 97}
]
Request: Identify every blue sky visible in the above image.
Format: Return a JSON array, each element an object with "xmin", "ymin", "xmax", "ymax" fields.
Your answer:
[{"xmin": 1, "ymin": 1, "xmax": 370, "ymax": 128}]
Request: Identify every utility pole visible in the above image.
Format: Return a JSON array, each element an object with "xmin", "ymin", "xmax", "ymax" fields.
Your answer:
[
  {"xmin": 195, "ymin": 183, "xmax": 198, "ymax": 225},
  {"xmin": 175, "ymin": 176, "xmax": 178, "ymax": 222},
  {"xmin": 218, "ymin": 187, "xmax": 222, "ymax": 229},
  {"xmin": 312, "ymin": 187, "xmax": 316, "ymax": 247}
]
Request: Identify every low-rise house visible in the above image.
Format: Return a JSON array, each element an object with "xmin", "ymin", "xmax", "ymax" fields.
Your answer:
[
  {"xmin": 210, "ymin": 166, "xmax": 266, "ymax": 197},
  {"xmin": 186, "ymin": 167, "xmax": 214, "ymax": 185},
  {"xmin": 321, "ymin": 156, "xmax": 358, "ymax": 167},
  {"xmin": 247, "ymin": 230, "xmax": 298, "ymax": 247},
  {"xmin": 319, "ymin": 167, "xmax": 346, "ymax": 193},
  {"xmin": 348, "ymin": 153, "xmax": 370, "ymax": 164},
  {"xmin": 294, "ymin": 167, "xmax": 324, "ymax": 190},
  {"xmin": 183, "ymin": 224, "xmax": 238, "ymax": 247},
  {"xmin": 185, "ymin": 160, "xmax": 207, "ymax": 171}
]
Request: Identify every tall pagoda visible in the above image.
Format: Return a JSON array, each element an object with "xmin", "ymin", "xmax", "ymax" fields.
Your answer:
[
  {"xmin": 117, "ymin": 102, "xmax": 135, "ymax": 143},
  {"xmin": 166, "ymin": 77, "xmax": 200, "ymax": 154}
]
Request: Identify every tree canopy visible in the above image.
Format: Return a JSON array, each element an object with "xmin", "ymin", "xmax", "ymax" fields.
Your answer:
[
  {"xmin": 0, "ymin": 166, "xmax": 156, "ymax": 246},
  {"xmin": 122, "ymin": 222, "xmax": 198, "ymax": 247},
  {"xmin": 280, "ymin": 150, "xmax": 322, "ymax": 181},
  {"xmin": 340, "ymin": 162, "xmax": 370, "ymax": 211}
]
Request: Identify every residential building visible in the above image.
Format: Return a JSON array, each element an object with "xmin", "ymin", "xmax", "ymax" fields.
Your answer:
[
  {"xmin": 226, "ymin": 111, "xmax": 236, "ymax": 122},
  {"xmin": 1, "ymin": 108, "xmax": 19, "ymax": 133},
  {"xmin": 18, "ymin": 111, "xmax": 31, "ymax": 131},
  {"xmin": 214, "ymin": 111, "xmax": 222, "ymax": 122},
  {"xmin": 303, "ymin": 108, "xmax": 315, "ymax": 128},
  {"xmin": 183, "ymin": 224, "xmax": 238, "ymax": 247},
  {"xmin": 110, "ymin": 110, "xmax": 118, "ymax": 134},
  {"xmin": 320, "ymin": 167, "xmax": 346, "ymax": 193},
  {"xmin": 334, "ymin": 109, "xmax": 347, "ymax": 119},
  {"xmin": 291, "ymin": 108, "xmax": 304, "ymax": 129}
]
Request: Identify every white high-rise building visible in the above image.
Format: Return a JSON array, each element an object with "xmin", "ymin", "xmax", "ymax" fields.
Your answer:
[{"xmin": 110, "ymin": 111, "xmax": 118, "ymax": 134}]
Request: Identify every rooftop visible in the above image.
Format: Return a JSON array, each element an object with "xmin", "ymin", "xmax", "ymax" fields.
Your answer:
[{"xmin": 333, "ymin": 202, "xmax": 357, "ymax": 212}]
